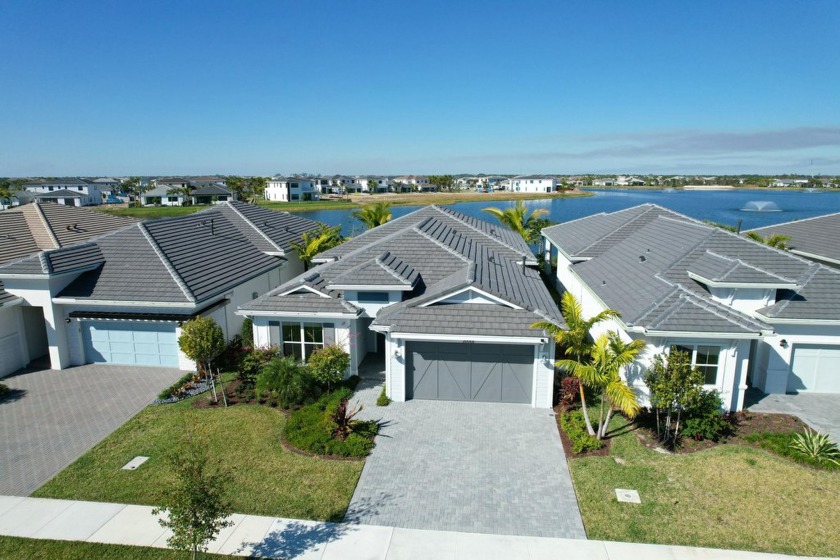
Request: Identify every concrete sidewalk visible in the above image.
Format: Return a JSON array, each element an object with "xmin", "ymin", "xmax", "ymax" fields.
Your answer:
[{"xmin": 0, "ymin": 496, "xmax": 821, "ymax": 559}]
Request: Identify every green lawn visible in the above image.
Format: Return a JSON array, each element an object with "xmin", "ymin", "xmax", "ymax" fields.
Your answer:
[
  {"xmin": 570, "ymin": 418, "xmax": 840, "ymax": 557},
  {"xmin": 0, "ymin": 536, "xmax": 235, "ymax": 559},
  {"xmin": 33, "ymin": 400, "xmax": 363, "ymax": 522},
  {"xmin": 98, "ymin": 199, "xmax": 358, "ymax": 219}
]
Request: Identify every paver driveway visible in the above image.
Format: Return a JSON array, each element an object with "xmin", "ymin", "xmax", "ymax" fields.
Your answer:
[
  {"xmin": 0, "ymin": 364, "xmax": 182, "ymax": 496},
  {"xmin": 746, "ymin": 389, "xmax": 840, "ymax": 443},
  {"xmin": 346, "ymin": 375, "xmax": 586, "ymax": 539}
]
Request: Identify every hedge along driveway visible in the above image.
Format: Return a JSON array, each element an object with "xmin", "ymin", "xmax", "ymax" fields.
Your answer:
[{"xmin": 33, "ymin": 399, "xmax": 363, "ymax": 522}]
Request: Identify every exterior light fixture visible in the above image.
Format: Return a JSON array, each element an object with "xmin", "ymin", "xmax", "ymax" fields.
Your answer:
[{"xmin": 779, "ymin": 339, "xmax": 788, "ymax": 348}]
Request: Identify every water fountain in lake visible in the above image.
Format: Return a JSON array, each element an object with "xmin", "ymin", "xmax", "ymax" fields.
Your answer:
[
  {"xmin": 741, "ymin": 200, "xmax": 782, "ymax": 212},
  {"xmin": 663, "ymin": 188, "xmax": 676, "ymax": 193}
]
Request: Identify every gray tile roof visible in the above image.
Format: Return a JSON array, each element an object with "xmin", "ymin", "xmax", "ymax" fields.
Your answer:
[
  {"xmin": 547, "ymin": 205, "xmax": 840, "ymax": 332},
  {"xmin": 190, "ymin": 184, "xmax": 231, "ymax": 196},
  {"xmin": 747, "ymin": 211, "xmax": 840, "ymax": 265},
  {"xmin": 0, "ymin": 202, "xmax": 323, "ymax": 305},
  {"xmin": 223, "ymin": 201, "xmax": 324, "ymax": 253},
  {"xmin": 35, "ymin": 190, "xmax": 85, "ymax": 197},
  {"xmin": 0, "ymin": 212, "xmax": 42, "ymax": 264},
  {"xmin": 243, "ymin": 206, "xmax": 564, "ymax": 337},
  {"xmin": 0, "ymin": 283, "xmax": 20, "ymax": 306},
  {"xmin": 384, "ymin": 303, "xmax": 549, "ymax": 337},
  {"xmin": 38, "ymin": 203, "xmax": 137, "ymax": 247}
]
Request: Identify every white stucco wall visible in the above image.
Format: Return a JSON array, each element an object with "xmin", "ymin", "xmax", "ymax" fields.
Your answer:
[{"xmin": 0, "ymin": 305, "xmax": 27, "ymax": 377}]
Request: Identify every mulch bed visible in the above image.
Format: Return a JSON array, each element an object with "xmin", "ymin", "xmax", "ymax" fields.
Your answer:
[
  {"xmin": 634, "ymin": 410, "xmax": 810, "ymax": 455},
  {"xmin": 554, "ymin": 403, "xmax": 611, "ymax": 459}
]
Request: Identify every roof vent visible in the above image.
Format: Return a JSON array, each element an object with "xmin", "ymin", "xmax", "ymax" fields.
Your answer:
[
  {"xmin": 602, "ymin": 280, "xmax": 607, "ymax": 285},
  {"xmin": 639, "ymin": 255, "xmax": 647, "ymax": 263},
  {"xmin": 488, "ymin": 255, "xmax": 494, "ymax": 263}
]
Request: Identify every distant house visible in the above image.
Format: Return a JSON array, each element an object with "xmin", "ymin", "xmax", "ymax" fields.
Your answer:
[
  {"xmin": 140, "ymin": 185, "xmax": 188, "ymax": 207},
  {"xmin": 23, "ymin": 179, "xmax": 105, "ymax": 206},
  {"xmin": 616, "ymin": 176, "xmax": 646, "ymax": 186},
  {"xmin": 358, "ymin": 177, "xmax": 391, "ymax": 193},
  {"xmin": 592, "ymin": 177, "xmax": 616, "ymax": 187},
  {"xmin": 265, "ymin": 177, "xmax": 320, "ymax": 202},
  {"xmin": 394, "ymin": 175, "xmax": 432, "ymax": 191},
  {"xmin": 770, "ymin": 178, "xmax": 810, "ymax": 188},
  {"xmin": 510, "ymin": 175, "xmax": 556, "ymax": 193},
  {"xmin": 191, "ymin": 184, "xmax": 235, "ymax": 205}
]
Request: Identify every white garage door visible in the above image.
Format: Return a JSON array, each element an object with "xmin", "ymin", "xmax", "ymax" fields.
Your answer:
[
  {"xmin": 788, "ymin": 345, "xmax": 840, "ymax": 393},
  {"xmin": 82, "ymin": 321, "xmax": 179, "ymax": 368}
]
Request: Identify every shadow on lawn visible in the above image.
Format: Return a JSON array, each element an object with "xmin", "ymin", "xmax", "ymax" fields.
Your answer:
[{"xmin": 606, "ymin": 419, "xmax": 638, "ymax": 438}]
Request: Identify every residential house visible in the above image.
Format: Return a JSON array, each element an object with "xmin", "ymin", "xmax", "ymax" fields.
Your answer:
[
  {"xmin": 770, "ymin": 178, "xmax": 810, "ymax": 188},
  {"xmin": 140, "ymin": 185, "xmax": 188, "ymax": 207},
  {"xmin": 239, "ymin": 206, "xmax": 562, "ymax": 408},
  {"xmin": 510, "ymin": 175, "xmax": 556, "ymax": 193},
  {"xmin": 23, "ymin": 179, "xmax": 105, "ymax": 206},
  {"xmin": 394, "ymin": 175, "xmax": 432, "ymax": 191},
  {"xmin": 358, "ymin": 177, "xmax": 391, "ymax": 193},
  {"xmin": 542, "ymin": 204, "xmax": 840, "ymax": 412},
  {"xmin": 265, "ymin": 177, "xmax": 320, "ymax": 202},
  {"xmin": 747, "ymin": 213, "xmax": 840, "ymax": 269},
  {"xmin": 0, "ymin": 202, "xmax": 322, "ymax": 376},
  {"xmin": 616, "ymin": 176, "xmax": 646, "ymax": 186},
  {"xmin": 0, "ymin": 203, "xmax": 138, "ymax": 377},
  {"xmin": 592, "ymin": 177, "xmax": 616, "ymax": 187},
  {"xmin": 191, "ymin": 184, "xmax": 235, "ymax": 205}
]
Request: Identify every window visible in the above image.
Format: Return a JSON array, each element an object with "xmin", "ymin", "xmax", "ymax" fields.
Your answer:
[
  {"xmin": 357, "ymin": 291, "xmax": 389, "ymax": 303},
  {"xmin": 168, "ymin": 196, "xmax": 179, "ymax": 202},
  {"xmin": 78, "ymin": 186, "xmax": 84, "ymax": 191},
  {"xmin": 282, "ymin": 323, "xmax": 323, "ymax": 361},
  {"xmin": 674, "ymin": 344, "xmax": 720, "ymax": 385}
]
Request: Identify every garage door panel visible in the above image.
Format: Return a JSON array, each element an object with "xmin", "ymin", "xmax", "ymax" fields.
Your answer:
[
  {"xmin": 790, "ymin": 345, "xmax": 840, "ymax": 393},
  {"xmin": 82, "ymin": 321, "xmax": 179, "ymax": 368},
  {"xmin": 408, "ymin": 342, "xmax": 533, "ymax": 404}
]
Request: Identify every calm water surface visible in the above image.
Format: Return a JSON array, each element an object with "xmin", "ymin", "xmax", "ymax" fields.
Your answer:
[{"xmin": 298, "ymin": 189, "xmax": 840, "ymax": 237}]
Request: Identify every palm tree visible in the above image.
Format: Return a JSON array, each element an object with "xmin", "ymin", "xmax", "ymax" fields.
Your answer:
[
  {"xmin": 483, "ymin": 200, "xmax": 548, "ymax": 242},
  {"xmin": 291, "ymin": 224, "xmax": 343, "ymax": 271},
  {"xmin": 352, "ymin": 202, "xmax": 392, "ymax": 229},
  {"xmin": 746, "ymin": 231, "xmax": 792, "ymax": 250},
  {"xmin": 557, "ymin": 332, "xmax": 645, "ymax": 439},
  {"xmin": 532, "ymin": 291, "xmax": 620, "ymax": 435}
]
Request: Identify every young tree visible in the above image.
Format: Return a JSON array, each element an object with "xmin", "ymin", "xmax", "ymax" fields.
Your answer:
[
  {"xmin": 643, "ymin": 347, "xmax": 704, "ymax": 445},
  {"xmin": 307, "ymin": 345, "xmax": 350, "ymax": 390},
  {"xmin": 533, "ymin": 291, "xmax": 620, "ymax": 436},
  {"xmin": 152, "ymin": 431, "xmax": 233, "ymax": 560},
  {"xmin": 745, "ymin": 231, "xmax": 792, "ymax": 250},
  {"xmin": 557, "ymin": 332, "xmax": 645, "ymax": 439},
  {"xmin": 178, "ymin": 317, "xmax": 226, "ymax": 377},
  {"xmin": 428, "ymin": 174, "xmax": 455, "ymax": 191},
  {"xmin": 483, "ymin": 200, "xmax": 549, "ymax": 242},
  {"xmin": 168, "ymin": 184, "xmax": 194, "ymax": 204},
  {"xmin": 352, "ymin": 202, "xmax": 392, "ymax": 229},
  {"xmin": 245, "ymin": 176, "xmax": 267, "ymax": 203},
  {"xmin": 290, "ymin": 224, "xmax": 344, "ymax": 271}
]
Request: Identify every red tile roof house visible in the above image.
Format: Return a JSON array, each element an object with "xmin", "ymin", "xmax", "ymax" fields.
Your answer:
[{"xmin": 0, "ymin": 201, "xmax": 321, "ymax": 376}]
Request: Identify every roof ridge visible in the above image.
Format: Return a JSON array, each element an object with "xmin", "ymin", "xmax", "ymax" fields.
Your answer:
[
  {"xmin": 412, "ymin": 221, "xmax": 473, "ymax": 265},
  {"xmin": 768, "ymin": 265, "xmax": 819, "ymax": 316},
  {"xmin": 673, "ymin": 286, "xmax": 767, "ymax": 331},
  {"xmin": 220, "ymin": 201, "xmax": 285, "ymax": 254},
  {"xmin": 435, "ymin": 206, "xmax": 529, "ymax": 257},
  {"xmin": 375, "ymin": 252, "xmax": 413, "ymax": 284},
  {"xmin": 746, "ymin": 210, "xmax": 840, "ymax": 233},
  {"xmin": 137, "ymin": 223, "xmax": 196, "ymax": 302},
  {"xmin": 573, "ymin": 206, "xmax": 667, "ymax": 255},
  {"xmin": 33, "ymin": 202, "xmax": 61, "ymax": 248}
]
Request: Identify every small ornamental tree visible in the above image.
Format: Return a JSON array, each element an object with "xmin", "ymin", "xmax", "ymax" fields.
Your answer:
[
  {"xmin": 152, "ymin": 431, "xmax": 233, "ymax": 560},
  {"xmin": 307, "ymin": 345, "xmax": 350, "ymax": 391},
  {"xmin": 178, "ymin": 317, "xmax": 225, "ymax": 376},
  {"xmin": 643, "ymin": 347, "xmax": 704, "ymax": 446}
]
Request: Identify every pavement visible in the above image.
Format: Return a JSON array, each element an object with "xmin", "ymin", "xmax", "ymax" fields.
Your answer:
[
  {"xmin": 0, "ymin": 496, "xmax": 821, "ymax": 560},
  {"xmin": 0, "ymin": 363, "xmax": 183, "ymax": 495},
  {"xmin": 345, "ymin": 361, "xmax": 585, "ymax": 539},
  {"xmin": 746, "ymin": 389, "xmax": 840, "ymax": 442}
]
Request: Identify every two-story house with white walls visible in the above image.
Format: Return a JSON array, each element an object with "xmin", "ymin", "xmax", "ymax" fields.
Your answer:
[
  {"xmin": 510, "ymin": 176, "xmax": 557, "ymax": 193},
  {"xmin": 23, "ymin": 179, "xmax": 106, "ymax": 206},
  {"xmin": 265, "ymin": 177, "xmax": 320, "ymax": 202}
]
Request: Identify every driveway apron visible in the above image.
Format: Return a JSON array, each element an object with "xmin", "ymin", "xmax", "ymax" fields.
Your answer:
[
  {"xmin": 346, "ymin": 376, "xmax": 587, "ymax": 539},
  {"xmin": 0, "ymin": 364, "xmax": 182, "ymax": 496}
]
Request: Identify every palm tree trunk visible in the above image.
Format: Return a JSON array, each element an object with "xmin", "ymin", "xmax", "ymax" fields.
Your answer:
[
  {"xmin": 578, "ymin": 383, "xmax": 596, "ymax": 436},
  {"xmin": 600, "ymin": 405, "xmax": 615, "ymax": 439}
]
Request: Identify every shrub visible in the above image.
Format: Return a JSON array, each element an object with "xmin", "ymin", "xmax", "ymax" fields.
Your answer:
[
  {"xmin": 745, "ymin": 431, "xmax": 840, "ymax": 470},
  {"xmin": 216, "ymin": 335, "xmax": 245, "ymax": 372},
  {"xmin": 0, "ymin": 383, "xmax": 9, "ymax": 398},
  {"xmin": 238, "ymin": 347, "xmax": 278, "ymax": 387},
  {"xmin": 681, "ymin": 390, "xmax": 733, "ymax": 442},
  {"xmin": 789, "ymin": 429, "xmax": 840, "ymax": 466},
  {"xmin": 240, "ymin": 317, "xmax": 254, "ymax": 348},
  {"xmin": 178, "ymin": 316, "xmax": 225, "ymax": 375},
  {"xmin": 255, "ymin": 356, "xmax": 317, "ymax": 409},
  {"xmin": 285, "ymin": 388, "xmax": 378, "ymax": 457},
  {"xmin": 561, "ymin": 409, "xmax": 604, "ymax": 454},
  {"xmin": 376, "ymin": 385, "xmax": 391, "ymax": 406},
  {"xmin": 158, "ymin": 372, "xmax": 198, "ymax": 400},
  {"xmin": 307, "ymin": 345, "xmax": 350, "ymax": 390},
  {"xmin": 559, "ymin": 376, "xmax": 580, "ymax": 406}
]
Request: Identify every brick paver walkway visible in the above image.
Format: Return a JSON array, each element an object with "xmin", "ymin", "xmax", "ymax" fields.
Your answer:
[
  {"xmin": 346, "ymin": 362, "xmax": 586, "ymax": 539},
  {"xmin": 0, "ymin": 364, "xmax": 182, "ymax": 495}
]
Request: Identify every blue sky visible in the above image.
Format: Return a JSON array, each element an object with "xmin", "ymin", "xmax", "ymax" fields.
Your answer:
[{"xmin": 1, "ymin": 1, "xmax": 838, "ymax": 176}]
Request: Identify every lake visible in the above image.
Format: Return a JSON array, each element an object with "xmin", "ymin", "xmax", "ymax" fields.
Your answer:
[{"xmin": 297, "ymin": 189, "xmax": 840, "ymax": 237}]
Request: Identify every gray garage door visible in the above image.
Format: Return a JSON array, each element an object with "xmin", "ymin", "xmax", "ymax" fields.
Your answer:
[
  {"xmin": 82, "ymin": 321, "xmax": 179, "ymax": 367},
  {"xmin": 408, "ymin": 341, "xmax": 534, "ymax": 403}
]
